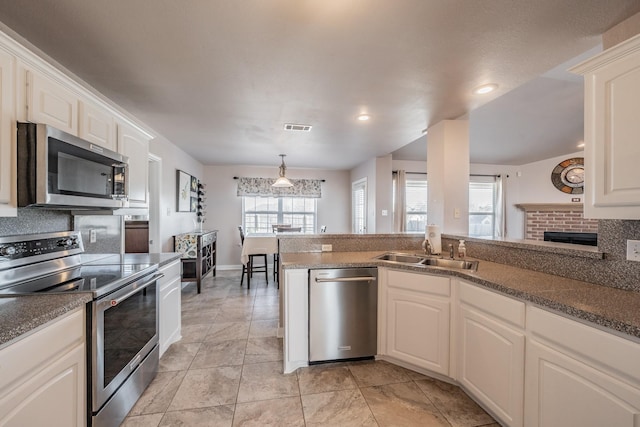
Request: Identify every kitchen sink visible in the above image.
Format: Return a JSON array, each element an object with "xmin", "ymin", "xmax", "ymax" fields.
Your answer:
[
  {"xmin": 375, "ymin": 253, "xmax": 426, "ymax": 264},
  {"xmin": 421, "ymin": 257, "xmax": 479, "ymax": 271},
  {"xmin": 375, "ymin": 252, "xmax": 479, "ymax": 271}
]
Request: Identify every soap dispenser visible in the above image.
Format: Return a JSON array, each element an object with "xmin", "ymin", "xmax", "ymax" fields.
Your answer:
[{"xmin": 457, "ymin": 240, "xmax": 466, "ymax": 258}]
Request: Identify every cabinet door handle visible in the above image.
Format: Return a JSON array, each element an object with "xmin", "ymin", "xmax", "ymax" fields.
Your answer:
[{"xmin": 314, "ymin": 276, "xmax": 375, "ymax": 283}]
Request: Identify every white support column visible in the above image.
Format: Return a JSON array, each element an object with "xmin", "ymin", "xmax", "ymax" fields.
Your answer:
[{"xmin": 426, "ymin": 120, "xmax": 470, "ymax": 235}]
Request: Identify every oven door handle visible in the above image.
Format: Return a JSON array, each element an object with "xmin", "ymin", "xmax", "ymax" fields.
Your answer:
[{"xmin": 109, "ymin": 273, "xmax": 164, "ymax": 307}]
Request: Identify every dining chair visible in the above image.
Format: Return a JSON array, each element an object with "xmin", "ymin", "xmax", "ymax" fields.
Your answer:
[
  {"xmin": 272, "ymin": 224, "xmax": 291, "ymax": 233},
  {"xmin": 276, "ymin": 226, "xmax": 301, "ymax": 232},
  {"xmin": 238, "ymin": 226, "xmax": 268, "ymax": 288}
]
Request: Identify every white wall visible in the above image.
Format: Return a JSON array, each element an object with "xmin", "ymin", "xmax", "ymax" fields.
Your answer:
[
  {"xmin": 508, "ymin": 150, "xmax": 585, "ymax": 238},
  {"xmin": 149, "ymin": 136, "xmax": 204, "ymax": 252},
  {"xmin": 350, "ymin": 158, "xmax": 377, "ymax": 233},
  {"xmin": 392, "ymin": 160, "xmax": 427, "ymax": 174},
  {"xmin": 203, "ymin": 165, "xmax": 351, "ymax": 268},
  {"xmin": 470, "ymin": 163, "xmax": 521, "ymax": 238},
  {"xmin": 375, "ymin": 155, "xmax": 394, "ymax": 233}
]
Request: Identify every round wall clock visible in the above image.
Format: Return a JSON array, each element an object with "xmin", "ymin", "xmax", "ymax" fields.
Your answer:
[{"xmin": 551, "ymin": 157, "xmax": 584, "ymax": 194}]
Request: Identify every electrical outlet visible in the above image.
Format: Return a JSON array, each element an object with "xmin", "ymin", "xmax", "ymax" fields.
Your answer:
[
  {"xmin": 381, "ymin": 209, "xmax": 388, "ymax": 216},
  {"xmin": 322, "ymin": 244, "xmax": 332, "ymax": 252},
  {"xmin": 89, "ymin": 229, "xmax": 97, "ymax": 243},
  {"xmin": 626, "ymin": 240, "xmax": 640, "ymax": 261}
]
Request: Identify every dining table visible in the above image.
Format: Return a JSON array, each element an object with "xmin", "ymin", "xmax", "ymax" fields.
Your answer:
[{"xmin": 240, "ymin": 232, "xmax": 279, "ymax": 266}]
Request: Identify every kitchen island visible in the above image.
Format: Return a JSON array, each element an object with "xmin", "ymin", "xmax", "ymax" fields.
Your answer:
[
  {"xmin": 280, "ymin": 250, "xmax": 640, "ymax": 340},
  {"xmin": 280, "ymin": 249, "xmax": 640, "ymax": 427}
]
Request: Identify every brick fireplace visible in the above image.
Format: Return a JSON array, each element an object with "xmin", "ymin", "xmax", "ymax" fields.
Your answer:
[{"xmin": 515, "ymin": 203, "xmax": 598, "ymax": 241}]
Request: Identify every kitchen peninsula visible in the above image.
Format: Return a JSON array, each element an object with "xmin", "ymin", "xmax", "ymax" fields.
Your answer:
[{"xmin": 279, "ymin": 233, "xmax": 640, "ymax": 427}]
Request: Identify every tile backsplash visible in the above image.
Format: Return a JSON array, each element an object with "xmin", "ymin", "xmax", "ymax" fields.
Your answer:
[
  {"xmin": 0, "ymin": 209, "xmax": 72, "ymax": 236},
  {"xmin": 0, "ymin": 209, "xmax": 123, "ymax": 254}
]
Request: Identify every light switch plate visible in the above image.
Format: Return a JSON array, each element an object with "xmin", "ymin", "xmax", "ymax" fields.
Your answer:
[
  {"xmin": 626, "ymin": 240, "xmax": 640, "ymax": 261},
  {"xmin": 454, "ymin": 208, "xmax": 461, "ymax": 218},
  {"xmin": 89, "ymin": 229, "xmax": 97, "ymax": 243}
]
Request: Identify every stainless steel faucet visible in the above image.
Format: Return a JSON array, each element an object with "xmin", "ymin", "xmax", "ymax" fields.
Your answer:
[
  {"xmin": 422, "ymin": 238, "xmax": 432, "ymax": 255},
  {"xmin": 448, "ymin": 244, "xmax": 454, "ymax": 259}
]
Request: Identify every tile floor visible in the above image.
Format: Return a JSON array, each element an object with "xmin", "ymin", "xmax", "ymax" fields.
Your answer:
[{"xmin": 122, "ymin": 270, "xmax": 499, "ymax": 427}]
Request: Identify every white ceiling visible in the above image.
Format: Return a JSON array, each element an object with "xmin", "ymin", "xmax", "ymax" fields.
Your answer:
[{"xmin": 0, "ymin": 1, "xmax": 639, "ymax": 169}]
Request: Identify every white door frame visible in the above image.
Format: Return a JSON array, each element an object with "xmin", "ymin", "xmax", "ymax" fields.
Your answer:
[{"xmin": 148, "ymin": 153, "xmax": 162, "ymax": 253}]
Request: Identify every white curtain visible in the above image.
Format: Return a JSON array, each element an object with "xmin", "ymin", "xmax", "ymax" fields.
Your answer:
[
  {"xmin": 495, "ymin": 174, "xmax": 507, "ymax": 238},
  {"xmin": 393, "ymin": 170, "xmax": 407, "ymax": 232}
]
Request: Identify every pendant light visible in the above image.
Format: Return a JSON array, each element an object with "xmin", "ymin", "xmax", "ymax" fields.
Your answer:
[{"xmin": 272, "ymin": 154, "xmax": 294, "ymax": 188}]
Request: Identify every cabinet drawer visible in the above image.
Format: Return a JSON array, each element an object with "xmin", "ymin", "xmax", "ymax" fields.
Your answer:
[
  {"xmin": 459, "ymin": 280, "xmax": 525, "ymax": 328},
  {"xmin": 0, "ymin": 308, "xmax": 84, "ymax": 391},
  {"xmin": 387, "ymin": 269, "xmax": 450, "ymax": 296},
  {"xmin": 202, "ymin": 231, "xmax": 216, "ymax": 247},
  {"xmin": 159, "ymin": 260, "xmax": 181, "ymax": 291}
]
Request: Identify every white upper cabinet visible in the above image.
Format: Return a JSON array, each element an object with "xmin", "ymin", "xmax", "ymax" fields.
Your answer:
[
  {"xmin": 0, "ymin": 47, "xmax": 15, "ymax": 216},
  {"xmin": 571, "ymin": 34, "xmax": 640, "ymax": 219},
  {"xmin": 26, "ymin": 68, "xmax": 78, "ymax": 135},
  {"xmin": 79, "ymin": 99, "xmax": 116, "ymax": 151},
  {"xmin": 117, "ymin": 120, "xmax": 149, "ymax": 208}
]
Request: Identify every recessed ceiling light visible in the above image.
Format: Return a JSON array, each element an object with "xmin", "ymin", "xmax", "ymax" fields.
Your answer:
[
  {"xmin": 577, "ymin": 141, "xmax": 585, "ymax": 148},
  {"xmin": 357, "ymin": 114, "xmax": 371, "ymax": 121},
  {"xmin": 473, "ymin": 84, "xmax": 498, "ymax": 95}
]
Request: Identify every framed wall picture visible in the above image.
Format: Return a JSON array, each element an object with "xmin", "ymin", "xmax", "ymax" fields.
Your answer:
[
  {"xmin": 177, "ymin": 170, "xmax": 191, "ymax": 212},
  {"xmin": 190, "ymin": 175, "xmax": 198, "ymax": 193},
  {"xmin": 190, "ymin": 196, "xmax": 198, "ymax": 212}
]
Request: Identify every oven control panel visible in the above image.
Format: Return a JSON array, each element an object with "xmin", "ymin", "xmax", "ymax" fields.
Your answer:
[{"xmin": 0, "ymin": 231, "xmax": 84, "ymax": 268}]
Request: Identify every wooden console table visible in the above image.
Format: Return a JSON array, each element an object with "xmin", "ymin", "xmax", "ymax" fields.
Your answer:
[{"xmin": 174, "ymin": 230, "xmax": 217, "ymax": 293}]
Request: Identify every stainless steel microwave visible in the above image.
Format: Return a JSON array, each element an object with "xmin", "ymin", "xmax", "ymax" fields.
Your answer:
[{"xmin": 17, "ymin": 122, "xmax": 129, "ymax": 209}]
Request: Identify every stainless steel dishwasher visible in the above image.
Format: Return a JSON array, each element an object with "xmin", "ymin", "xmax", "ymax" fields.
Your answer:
[{"xmin": 309, "ymin": 267, "xmax": 378, "ymax": 363}]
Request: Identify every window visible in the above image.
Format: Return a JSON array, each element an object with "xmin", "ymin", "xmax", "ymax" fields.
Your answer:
[
  {"xmin": 405, "ymin": 174, "xmax": 428, "ymax": 232},
  {"xmin": 469, "ymin": 177, "xmax": 496, "ymax": 238},
  {"xmin": 352, "ymin": 178, "xmax": 367, "ymax": 234},
  {"xmin": 243, "ymin": 196, "xmax": 316, "ymax": 233}
]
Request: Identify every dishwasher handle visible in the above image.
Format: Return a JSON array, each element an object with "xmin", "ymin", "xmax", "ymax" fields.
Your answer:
[{"xmin": 314, "ymin": 276, "xmax": 376, "ymax": 283}]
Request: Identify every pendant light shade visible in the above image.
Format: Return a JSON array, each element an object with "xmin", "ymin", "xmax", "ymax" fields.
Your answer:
[{"xmin": 272, "ymin": 154, "xmax": 294, "ymax": 188}]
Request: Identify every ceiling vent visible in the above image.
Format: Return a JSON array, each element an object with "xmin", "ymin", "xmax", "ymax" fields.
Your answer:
[{"xmin": 284, "ymin": 123, "xmax": 312, "ymax": 132}]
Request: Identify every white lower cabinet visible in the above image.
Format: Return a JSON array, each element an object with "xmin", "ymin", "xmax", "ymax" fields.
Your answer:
[
  {"xmin": 159, "ymin": 260, "xmax": 182, "ymax": 357},
  {"xmin": 525, "ymin": 306, "xmax": 640, "ymax": 427},
  {"xmin": 381, "ymin": 268, "xmax": 450, "ymax": 375},
  {"xmin": 0, "ymin": 308, "xmax": 86, "ymax": 427},
  {"xmin": 457, "ymin": 280, "xmax": 525, "ymax": 427}
]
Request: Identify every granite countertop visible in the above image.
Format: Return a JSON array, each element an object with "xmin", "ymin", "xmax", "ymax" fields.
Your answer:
[
  {"xmin": 280, "ymin": 251, "xmax": 640, "ymax": 341},
  {"xmin": 0, "ymin": 293, "xmax": 92, "ymax": 348},
  {"xmin": 0, "ymin": 252, "xmax": 182, "ymax": 349}
]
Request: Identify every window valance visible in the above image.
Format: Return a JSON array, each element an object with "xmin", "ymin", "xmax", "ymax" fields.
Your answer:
[{"xmin": 236, "ymin": 177, "xmax": 322, "ymax": 198}]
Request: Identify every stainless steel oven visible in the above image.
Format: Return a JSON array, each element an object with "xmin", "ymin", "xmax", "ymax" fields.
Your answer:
[
  {"xmin": 0, "ymin": 231, "xmax": 163, "ymax": 427},
  {"xmin": 90, "ymin": 266, "xmax": 162, "ymax": 427}
]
